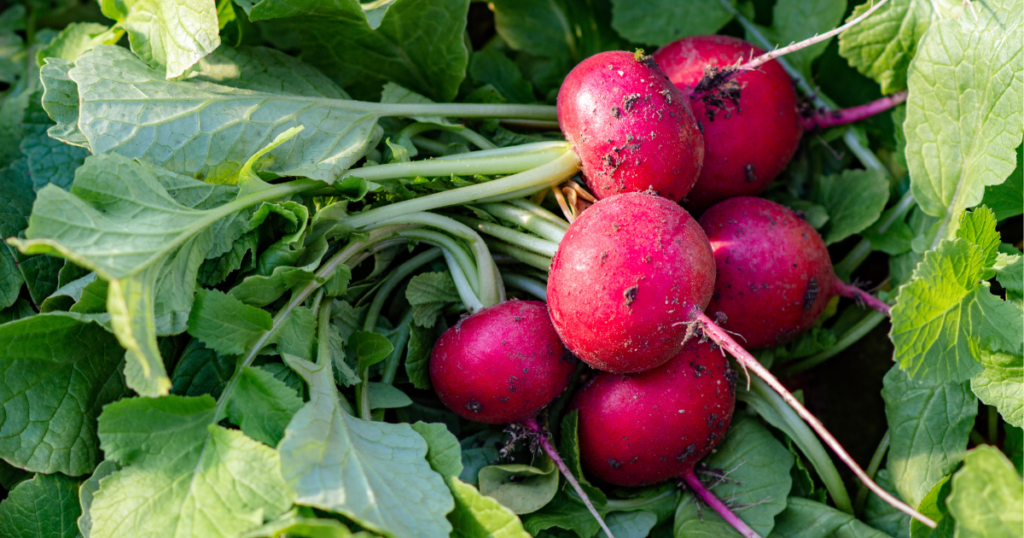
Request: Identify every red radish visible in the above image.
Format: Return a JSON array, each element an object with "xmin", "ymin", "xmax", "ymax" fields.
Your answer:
[
  {"xmin": 557, "ymin": 51, "xmax": 705, "ymax": 202},
  {"xmin": 430, "ymin": 299, "xmax": 575, "ymax": 424},
  {"xmin": 546, "ymin": 192, "xmax": 715, "ymax": 373},
  {"xmin": 570, "ymin": 340, "xmax": 756, "ymax": 537},
  {"xmin": 699, "ymin": 196, "xmax": 889, "ymax": 349},
  {"xmin": 653, "ymin": 35, "xmax": 907, "ymax": 211},
  {"xmin": 429, "ymin": 299, "xmax": 615, "ymax": 537}
]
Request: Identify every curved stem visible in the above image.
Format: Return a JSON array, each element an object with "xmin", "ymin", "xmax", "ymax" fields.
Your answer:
[
  {"xmin": 692, "ymin": 310, "xmax": 937, "ymax": 528},
  {"xmin": 833, "ymin": 279, "xmax": 891, "ymax": 316},
  {"xmin": 780, "ymin": 311, "xmax": 887, "ymax": 376},
  {"xmin": 411, "ymin": 136, "xmax": 449, "ymax": 155},
  {"xmin": 804, "ymin": 92, "xmax": 908, "ymax": 131},
  {"xmin": 442, "ymin": 248, "xmax": 485, "ymax": 312},
  {"xmin": 521, "ymin": 418, "xmax": 615, "ymax": 538},
  {"xmin": 505, "ymin": 199, "xmax": 571, "ymax": 230},
  {"xmin": 453, "ymin": 216, "xmax": 560, "ymax": 257},
  {"xmin": 364, "ymin": 248, "xmax": 444, "ymax": 332},
  {"xmin": 681, "ymin": 470, "xmax": 761, "ymax": 538},
  {"xmin": 738, "ymin": 376, "xmax": 854, "ymax": 514},
  {"xmin": 343, "ymin": 150, "xmax": 580, "ymax": 229},
  {"xmin": 381, "ymin": 310, "xmax": 415, "ymax": 385},
  {"xmin": 502, "ymin": 273, "xmax": 548, "ymax": 301},
  {"xmin": 486, "ymin": 240, "xmax": 553, "ymax": 272},
  {"xmin": 396, "ymin": 229, "xmax": 480, "ymax": 295},
  {"xmin": 456, "ymin": 127, "xmax": 498, "ymax": 150},
  {"xmin": 480, "ymin": 203, "xmax": 569, "ymax": 243},
  {"xmin": 854, "ymin": 431, "xmax": 890, "ymax": 516}
]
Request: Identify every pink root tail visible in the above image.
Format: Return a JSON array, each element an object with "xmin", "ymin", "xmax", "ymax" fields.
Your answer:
[
  {"xmin": 802, "ymin": 91, "xmax": 908, "ymax": 131},
  {"xmin": 833, "ymin": 279, "xmax": 891, "ymax": 316},
  {"xmin": 681, "ymin": 470, "xmax": 762, "ymax": 538}
]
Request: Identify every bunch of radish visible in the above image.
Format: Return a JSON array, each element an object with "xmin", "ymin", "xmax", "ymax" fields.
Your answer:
[{"xmin": 425, "ymin": 12, "xmax": 929, "ymax": 537}]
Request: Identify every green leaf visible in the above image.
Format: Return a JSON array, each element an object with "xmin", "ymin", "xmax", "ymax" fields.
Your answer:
[
  {"xmin": 981, "ymin": 144, "xmax": 1023, "ymax": 221},
  {"xmin": 53, "ymin": 45, "xmax": 382, "ymax": 183},
  {"xmin": 92, "ymin": 395, "xmax": 295, "ymax": 538},
  {"xmin": 239, "ymin": 0, "xmax": 470, "ymax": 102},
  {"xmin": 838, "ymin": 0, "xmax": 960, "ymax": 93},
  {"xmin": 349, "ymin": 330, "xmax": 395, "ymax": 372},
  {"xmin": 37, "ymin": 22, "xmax": 120, "ymax": 65},
  {"xmin": 78, "ymin": 459, "xmax": 117, "ymax": 538},
  {"xmin": 411, "ymin": 421, "xmax": 529, "ymax": 538},
  {"xmin": 470, "ymin": 49, "xmax": 535, "ymax": 104},
  {"xmin": 169, "ymin": 339, "xmax": 236, "ymax": 398},
  {"xmin": 904, "ymin": 3, "xmax": 1024, "ymax": 242},
  {"xmin": 100, "ymin": 0, "xmax": 221, "ymax": 78},
  {"xmin": 955, "ymin": 207, "xmax": 1001, "ymax": 272},
  {"xmin": 271, "ymin": 306, "xmax": 317, "ymax": 361},
  {"xmin": 605, "ymin": 511, "xmax": 658, "ymax": 538},
  {"xmin": 863, "ymin": 470, "xmax": 911, "ymax": 538},
  {"xmin": 229, "ymin": 265, "xmax": 317, "ymax": 307},
  {"xmin": 406, "ymin": 323, "xmax": 436, "ymax": 390},
  {"xmin": 746, "ymin": 0, "xmax": 848, "ymax": 78},
  {"xmin": 9, "ymin": 135, "xmax": 303, "ymax": 396},
  {"xmin": 0, "ymin": 473, "xmax": 81, "ymax": 538},
  {"xmin": 910, "ymin": 475, "xmax": 955, "ymax": 538},
  {"xmin": 970, "ymin": 349, "xmax": 1023, "ymax": 427},
  {"xmin": 19, "ymin": 90, "xmax": 90, "ymax": 191},
  {"xmin": 890, "ymin": 237, "xmax": 1022, "ymax": 382},
  {"xmin": 187, "ymin": 289, "xmax": 273, "ymax": 356},
  {"xmin": 368, "ymin": 382, "xmax": 413, "ymax": 410},
  {"xmin": 0, "ymin": 248, "xmax": 21, "ymax": 309},
  {"xmin": 673, "ymin": 418, "xmax": 794, "ymax": 538},
  {"xmin": 611, "ymin": 0, "xmax": 735, "ymax": 46},
  {"xmin": 996, "ymin": 254, "xmax": 1023, "ymax": 298},
  {"xmin": 882, "ymin": 366, "xmax": 977, "ymax": 508},
  {"xmin": 0, "ymin": 158, "xmax": 62, "ymax": 306},
  {"xmin": 194, "ymin": 45, "xmax": 350, "ymax": 98},
  {"xmin": 478, "ymin": 456, "xmax": 559, "ymax": 514},
  {"xmin": 814, "ymin": 169, "xmax": 891, "ymax": 245},
  {"xmin": 558, "ymin": 410, "xmax": 607, "ymax": 506},
  {"xmin": 277, "ymin": 353, "xmax": 454, "ymax": 538},
  {"xmin": 406, "ymin": 271, "xmax": 460, "ymax": 328},
  {"xmin": 239, "ymin": 509, "xmax": 355, "ymax": 538},
  {"xmin": 0, "ymin": 312, "xmax": 128, "ymax": 476},
  {"xmin": 947, "ymin": 445, "xmax": 1023, "ymax": 538},
  {"xmin": 770, "ymin": 497, "xmax": 893, "ymax": 537},
  {"xmin": 227, "ymin": 366, "xmax": 304, "ymax": 446}
]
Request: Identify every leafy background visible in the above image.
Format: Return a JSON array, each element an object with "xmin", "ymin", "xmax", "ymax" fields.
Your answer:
[{"xmin": 0, "ymin": 0, "xmax": 1020, "ymax": 537}]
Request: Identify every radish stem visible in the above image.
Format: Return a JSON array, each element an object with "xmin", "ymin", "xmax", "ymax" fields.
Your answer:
[
  {"xmin": 681, "ymin": 469, "xmax": 762, "ymax": 538},
  {"xmin": 692, "ymin": 310, "xmax": 937, "ymax": 528},
  {"xmin": 833, "ymin": 279, "xmax": 891, "ymax": 316},
  {"xmin": 521, "ymin": 418, "xmax": 615, "ymax": 538}
]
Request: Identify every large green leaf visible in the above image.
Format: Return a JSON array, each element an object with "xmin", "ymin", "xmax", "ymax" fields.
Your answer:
[
  {"xmin": 947, "ymin": 445, "xmax": 1023, "ymax": 538},
  {"xmin": 904, "ymin": 0, "xmax": 1023, "ymax": 242},
  {"xmin": 890, "ymin": 209, "xmax": 1023, "ymax": 383},
  {"xmin": 90, "ymin": 395, "xmax": 295, "ymax": 538},
  {"xmin": 769, "ymin": 497, "xmax": 893, "ymax": 537},
  {"xmin": 814, "ymin": 169, "xmax": 890, "ymax": 245},
  {"xmin": 100, "ymin": 0, "xmax": 220, "ymax": 78},
  {"xmin": 411, "ymin": 421, "xmax": 530, "ymax": 538},
  {"xmin": 226, "ymin": 365, "xmax": 304, "ymax": 447},
  {"xmin": 36, "ymin": 22, "xmax": 123, "ymax": 66},
  {"xmin": 51, "ymin": 46, "xmax": 382, "ymax": 183},
  {"xmin": 187, "ymin": 288, "xmax": 273, "ymax": 356},
  {"xmin": 862, "ymin": 470, "xmax": 911, "ymax": 538},
  {"xmin": 610, "ymin": 0, "xmax": 734, "ymax": 46},
  {"xmin": 838, "ymin": 0, "xmax": 959, "ymax": 93},
  {"xmin": 746, "ymin": 0, "xmax": 848, "ymax": 78},
  {"xmin": 238, "ymin": 0, "xmax": 469, "ymax": 102},
  {"xmin": 881, "ymin": 366, "xmax": 977, "ymax": 508},
  {"xmin": 0, "ymin": 158, "xmax": 63, "ymax": 306},
  {"xmin": 478, "ymin": 456, "xmax": 559, "ymax": 515},
  {"xmin": 0, "ymin": 313, "xmax": 127, "ymax": 476},
  {"xmin": 9, "ymin": 140, "xmax": 310, "ymax": 396},
  {"xmin": 19, "ymin": 90, "xmax": 89, "ymax": 191},
  {"xmin": 981, "ymin": 145, "xmax": 1023, "ymax": 221},
  {"xmin": 0, "ymin": 473, "xmax": 82, "ymax": 538},
  {"xmin": 970, "ymin": 349, "xmax": 1023, "ymax": 427},
  {"xmin": 277, "ymin": 353, "xmax": 454, "ymax": 538},
  {"xmin": 673, "ymin": 418, "xmax": 794, "ymax": 538}
]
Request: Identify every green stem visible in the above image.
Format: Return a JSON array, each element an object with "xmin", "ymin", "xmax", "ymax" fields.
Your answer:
[
  {"xmin": 397, "ymin": 229, "xmax": 480, "ymax": 294},
  {"xmin": 442, "ymin": 248, "xmax": 484, "ymax": 312},
  {"xmin": 854, "ymin": 431, "xmax": 890, "ymax": 516},
  {"xmin": 363, "ymin": 248, "xmax": 444, "ymax": 332},
  {"xmin": 456, "ymin": 127, "xmax": 498, "ymax": 150},
  {"xmin": 739, "ymin": 375, "xmax": 855, "ymax": 514},
  {"xmin": 486, "ymin": 240, "xmax": 553, "ymax": 271},
  {"xmin": 502, "ymin": 273, "xmax": 548, "ymax": 301},
  {"xmin": 988, "ymin": 406, "xmax": 999, "ymax": 445},
  {"xmin": 969, "ymin": 430, "xmax": 987, "ymax": 446},
  {"xmin": 359, "ymin": 366, "xmax": 372, "ymax": 421},
  {"xmin": 479, "ymin": 203, "xmax": 568, "ymax": 243},
  {"xmin": 339, "ymin": 142, "xmax": 568, "ymax": 184},
  {"xmin": 453, "ymin": 216, "xmax": 560, "ymax": 257},
  {"xmin": 342, "ymin": 150, "xmax": 580, "ymax": 229},
  {"xmin": 411, "ymin": 136, "xmax": 450, "ymax": 155},
  {"xmin": 780, "ymin": 311, "xmax": 887, "ymax": 376},
  {"xmin": 506, "ymin": 199, "xmax": 570, "ymax": 230},
  {"xmin": 381, "ymin": 310, "xmax": 415, "ymax": 386},
  {"xmin": 371, "ymin": 102, "xmax": 557, "ymax": 121}
]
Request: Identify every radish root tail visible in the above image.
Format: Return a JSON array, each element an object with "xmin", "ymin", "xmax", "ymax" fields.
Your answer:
[
  {"xmin": 681, "ymin": 469, "xmax": 762, "ymax": 538},
  {"xmin": 691, "ymin": 309, "xmax": 937, "ymax": 529}
]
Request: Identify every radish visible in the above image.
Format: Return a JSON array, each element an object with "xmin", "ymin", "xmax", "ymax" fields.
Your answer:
[
  {"xmin": 546, "ymin": 191, "xmax": 715, "ymax": 373},
  {"xmin": 652, "ymin": 27, "xmax": 906, "ymax": 210},
  {"xmin": 557, "ymin": 50, "xmax": 705, "ymax": 203},
  {"xmin": 545, "ymin": 191, "xmax": 934, "ymax": 529},
  {"xmin": 429, "ymin": 299, "xmax": 615, "ymax": 537},
  {"xmin": 699, "ymin": 196, "xmax": 890, "ymax": 349},
  {"xmin": 569, "ymin": 339, "xmax": 755, "ymax": 536}
]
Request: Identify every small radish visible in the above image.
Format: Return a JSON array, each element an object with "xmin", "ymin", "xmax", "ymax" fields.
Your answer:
[
  {"xmin": 570, "ymin": 340, "xmax": 756, "ymax": 537},
  {"xmin": 429, "ymin": 299, "xmax": 614, "ymax": 537},
  {"xmin": 430, "ymin": 299, "xmax": 575, "ymax": 424},
  {"xmin": 546, "ymin": 191, "xmax": 715, "ymax": 373},
  {"xmin": 653, "ymin": 34, "xmax": 906, "ymax": 211},
  {"xmin": 557, "ymin": 50, "xmax": 705, "ymax": 202},
  {"xmin": 699, "ymin": 196, "xmax": 889, "ymax": 349}
]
